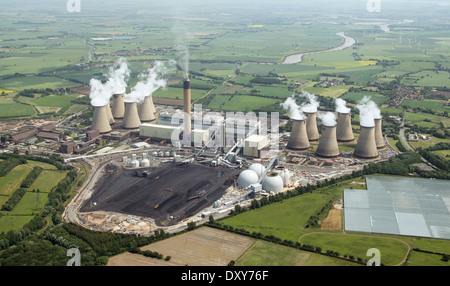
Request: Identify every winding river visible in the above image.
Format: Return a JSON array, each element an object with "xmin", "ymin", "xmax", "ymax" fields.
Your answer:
[{"xmin": 282, "ymin": 32, "xmax": 356, "ymax": 64}]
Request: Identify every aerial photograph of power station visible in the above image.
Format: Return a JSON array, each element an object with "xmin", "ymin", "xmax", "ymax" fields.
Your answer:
[{"xmin": 0, "ymin": 0, "xmax": 449, "ymax": 275}]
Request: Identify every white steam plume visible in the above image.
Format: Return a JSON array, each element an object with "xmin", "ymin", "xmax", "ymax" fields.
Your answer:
[
  {"xmin": 318, "ymin": 112, "xmax": 337, "ymax": 127},
  {"xmin": 107, "ymin": 57, "xmax": 131, "ymax": 94},
  {"xmin": 90, "ymin": 57, "xmax": 130, "ymax": 107},
  {"xmin": 335, "ymin": 98, "xmax": 351, "ymax": 114},
  {"xmin": 281, "ymin": 94, "xmax": 306, "ymax": 120},
  {"xmin": 299, "ymin": 90, "xmax": 320, "ymax": 113},
  {"xmin": 356, "ymin": 96, "xmax": 381, "ymax": 127},
  {"xmin": 124, "ymin": 60, "xmax": 176, "ymax": 104}
]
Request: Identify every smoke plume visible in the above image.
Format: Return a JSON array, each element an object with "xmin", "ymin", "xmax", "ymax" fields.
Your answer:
[
  {"xmin": 356, "ymin": 96, "xmax": 381, "ymax": 127},
  {"xmin": 124, "ymin": 60, "xmax": 176, "ymax": 103},
  {"xmin": 299, "ymin": 90, "xmax": 320, "ymax": 113},
  {"xmin": 281, "ymin": 94, "xmax": 306, "ymax": 120},
  {"xmin": 335, "ymin": 98, "xmax": 351, "ymax": 114},
  {"xmin": 318, "ymin": 112, "xmax": 337, "ymax": 127},
  {"xmin": 90, "ymin": 57, "xmax": 131, "ymax": 107}
]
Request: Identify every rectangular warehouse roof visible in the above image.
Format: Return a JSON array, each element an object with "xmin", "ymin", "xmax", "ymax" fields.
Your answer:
[{"xmin": 343, "ymin": 175, "xmax": 450, "ymax": 240}]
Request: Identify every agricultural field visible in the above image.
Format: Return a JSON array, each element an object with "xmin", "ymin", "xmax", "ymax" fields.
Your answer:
[
  {"xmin": 0, "ymin": 161, "xmax": 68, "ymax": 233},
  {"xmin": 235, "ymin": 240, "xmax": 359, "ymax": 266},
  {"xmin": 0, "ymin": 76, "xmax": 80, "ymax": 91}
]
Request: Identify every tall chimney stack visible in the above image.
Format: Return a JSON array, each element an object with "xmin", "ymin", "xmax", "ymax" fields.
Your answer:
[
  {"xmin": 354, "ymin": 125, "xmax": 379, "ymax": 159},
  {"xmin": 304, "ymin": 111, "xmax": 319, "ymax": 142},
  {"xmin": 122, "ymin": 102, "xmax": 142, "ymax": 129},
  {"xmin": 138, "ymin": 95, "xmax": 156, "ymax": 122},
  {"xmin": 112, "ymin": 93, "xmax": 125, "ymax": 119},
  {"xmin": 183, "ymin": 78, "xmax": 192, "ymax": 145},
  {"xmin": 287, "ymin": 119, "xmax": 310, "ymax": 150},
  {"xmin": 374, "ymin": 118, "xmax": 385, "ymax": 149},
  {"xmin": 316, "ymin": 124, "xmax": 340, "ymax": 158},
  {"xmin": 91, "ymin": 105, "xmax": 112, "ymax": 134},
  {"xmin": 336, "ymin": 112, "xmax": 355, "ymax": 142}
]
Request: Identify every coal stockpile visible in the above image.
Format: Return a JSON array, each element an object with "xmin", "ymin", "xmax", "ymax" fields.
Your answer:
[{"xmin": 81, "ymin": 162, "xmax": 239, "ymax": 226}]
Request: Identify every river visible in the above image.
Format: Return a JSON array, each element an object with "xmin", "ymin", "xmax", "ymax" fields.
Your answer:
[{"xmin": 282, "ymin": 32, "xmax": 356, "ymax": 64}]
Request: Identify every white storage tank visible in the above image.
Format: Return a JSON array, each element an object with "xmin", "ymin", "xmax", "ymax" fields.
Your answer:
[
  {"xmin": 262, "ymin": 172, "xmax": 284, "ymax": 193},
  {"xmin": 130, "ymin": 154, "xmax": 140, "ymax": 168},
  {"xmin": 140, "ymin": 153, "xmax": 150, "ymax": 167},
  {"xmin": 248, "ymin": 163, "xmax": 266, "ymax": 179},
  {"xmin": 238, "ymin": 170, "xmax": 259, "ymax": 189},
  {"xmin": 273, "ymin": 165, "xmax": 291, "ymax": 187}
]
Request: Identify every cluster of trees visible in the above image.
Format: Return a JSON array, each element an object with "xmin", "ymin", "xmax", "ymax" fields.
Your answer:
[
  {"xmin": 305, "ymin": 199, "xmax": 334, "ymax": 228},
  {"xmin": 1, "ymin": 188, "xmax": 27, "ymax": 211},
  {"xmin": 412, "ymin": 248, "xmax": 450, "ymax": 262},
  {"xmin": 250, "ymin": 77, "xmax": 282, "ymax": 85},
  {"xmin": 0, "ymin": 157, "xmax": 25, "ymax": 177},
  {"xmin": 20, "ymin": 166, "xmax": 42, "ymax": 188},
  {"xmin": 418, "ymin": 149, "xmax": 449, "ymax": 171},
  {"xmin": 130, "ymin": 248, "xmax": 171, "ymax": 261}
]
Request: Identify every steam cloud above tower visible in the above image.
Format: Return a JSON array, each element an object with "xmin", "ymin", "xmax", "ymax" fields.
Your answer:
[
  {"xmin": 124, "ymin": 60, "xmax": 176, "ymax": 104},
  {"xmin": 356, "ymin": 96, "xmax": 382, "ymax": 127},
  {"xmin": 89, "ymin": 57, "xmax": 131, "ymax": 107}
]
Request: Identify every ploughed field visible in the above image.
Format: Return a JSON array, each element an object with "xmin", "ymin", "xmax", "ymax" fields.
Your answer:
[{"xmin": 81, "ymin": 162, "xmax": 239, "ymax": 226}]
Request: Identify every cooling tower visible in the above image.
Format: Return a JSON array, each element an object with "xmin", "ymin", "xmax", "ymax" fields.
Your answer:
[
  {"xmin": 122, "ymin": 102, "xmax": 141, "ymax": 129},
  {"xmin": 354, "ymin": 125, "xmax": 379, "ymax": 159},
  {"xmin": 183, "ymin": 78, "xmax": 192, "ymax": 144},
  {"xmin": 304, "ymin": 111, "xmax": 319, "ymax": 142},
  {"xmin": 106, "ymin": 102, "xmax": 115, "ymax": 124},
  {"xmin": 336, "ymin": 112, "xmax": 355, "ymax": 142},
  {"xmin": 112, "ymin": 93, "xmax": 125, "ymax": 119},
  {"xmin": 91, "ymin": 105, "xmax": 112, "ymax": 134},
  {"xmin": 316, "ymin": 124, "xmax": 340, "ymax": 158},
  {"xmin": 287, "ymin": 119, "xmax": 310, "ymax": 150},
  {"xmin": 374, "ymin": 118, "xmax": 385, "ymax": 149},
  {"xmin": 138, "ymin": 96, "xmax": 156, "ymax": 122}
]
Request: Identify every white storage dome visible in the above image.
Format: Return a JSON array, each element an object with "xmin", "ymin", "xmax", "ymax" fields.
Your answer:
[
  {"xmin": 262, "ymin": 172, "xmax": 284, "ymax": 193},
  {"xmin": 238, "ymin": 170, "xmax": 259, "ymax": 189},
  {"xmin": 273, "ymin": 165, "xmax": 291, "ymax": 187},
  {"xmin": 248, "ymin": 163, "xmax": 266, "ymax": 179}
]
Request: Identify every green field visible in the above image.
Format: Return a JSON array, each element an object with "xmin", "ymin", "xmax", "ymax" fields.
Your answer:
[
  {"xmin": 0, "ymin": 76, "xmax": 80, "ymax": 91},
  {"xmin": 300, "ymin": 233, "xmax": 409, "ymax": 266},
  {"xmin": 0, "ymin": 162, "xmax": 67, "ymax": 232},
  {"xmin": 0, "ymin": 165, "xmax": 32, "ymax": 197},
  {"xmin": 236, "ymin": 240, "xmax": 360, "ymax": 266},
  {"xmin": 401, "ymin": 99, "xmax": 450, "ymax": 113},
  {"xmin": 0, "ymin": 103, "xmax": 36, "ymax": 118}
]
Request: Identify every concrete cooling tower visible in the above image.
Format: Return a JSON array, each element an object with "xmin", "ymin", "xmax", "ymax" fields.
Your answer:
[
  {"xmin": 304, "ymin": 111, "xmax": 319, "ymax": 142},
  {"xmin": 287, "ymin": 119, "xmax": 310, "ymax": 150},
  {"xmin": 336, "ymin": 112, "xmax": 355, "ymax": 142},
  {"xmin": 91, "ymin": 105, "xmax": 112, "ymax": 134},
  {"xmin": 106, "ymin": 102, "xmax": 115, "ymax": 124},
  {"xmin": 122, "ymin": 102, "xmax": 142, "ymax": 129},
  {"xmin": 112, "ymin": 93, "xmax": 125, "ymax": 119},
  {"xmin": 316, "ymin": 124, "xmax": 340, "ymax": 158},
  {"xmin": 374, "ymin": 118, "xmax": 385, "ymax": 149},
  {"xmin": 138, "ymin": 96, "xmax": 156, "ymax": 122},
  {"xmin": 354, "ymin": 125, "xmax": 379, "ymax": 159}
]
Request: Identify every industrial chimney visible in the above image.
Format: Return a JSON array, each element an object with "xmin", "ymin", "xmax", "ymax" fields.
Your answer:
[
  {"xmin": 138, "ymin": 95, "xmax": 156, "ymax": 122},
  {"xmin": 304, "ymin": 111, "xmax": 319, "ymax": 142},
  {"xmin": 374, "ymin": 118, "xmax": 385, "ymax": 149},
  {"xmin": 316, "ymin": 124, "xmax": 340, "ymax": 158},
  {"xmin": 336, "ymin": 112, "xmax": 355, "ymax": 142},
  {"xmin": 183, "ymin": 78, "xmax": 192, "ymax": 145},
  {"xmin": 122, "ymin": 102, "xmax": 142, "ymax": 129},
  {"xmin": 354, "ymin": 125, "xmax": 379, "ymax": 159},
  {"xmin": 112, "ymin": 93, "xmax": 125, "ymax": 119},
  {"xmin": 91, "ymin": 105, "xmax": 112, "ymax": 134},
  {"xmin": 287, "ymin": 119, "xmax": 310, "ymax": 150}
]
